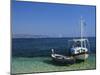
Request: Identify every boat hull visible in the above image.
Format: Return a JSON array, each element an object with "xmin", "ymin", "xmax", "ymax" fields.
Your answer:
[
  {"xmin": 74, "ymin": 53, "xmax": 89, "ymax": 60},
  {"xmin": 51, "ymin": 54, "xmax": 75, "ymax": 64}
]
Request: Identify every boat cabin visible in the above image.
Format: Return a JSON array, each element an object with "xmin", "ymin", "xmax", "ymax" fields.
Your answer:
[{"xmin": 68, "ymin": 39, "xmax": 90, "ymax": 55}]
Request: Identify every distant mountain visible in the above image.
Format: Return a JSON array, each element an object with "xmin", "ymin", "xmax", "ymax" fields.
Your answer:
[{"xmin": 12, "ymin": 34, "xmax": 50, "ymax": 38}]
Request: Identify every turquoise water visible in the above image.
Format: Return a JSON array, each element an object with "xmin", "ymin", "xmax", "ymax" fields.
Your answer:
[{"xmin": 11, "ymin": 54, "xmax": 96, "ymax": 74}]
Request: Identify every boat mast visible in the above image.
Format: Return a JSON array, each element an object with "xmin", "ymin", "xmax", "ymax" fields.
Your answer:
[{"xmin": 80, "ymin": 16, "xmax": 83, "ymax": 47}]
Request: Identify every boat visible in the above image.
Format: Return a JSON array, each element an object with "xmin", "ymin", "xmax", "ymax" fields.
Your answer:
[
  {"xmin": 51, "ymin": 49, "xmax": 75, "ymax": 64},
  {"xmin": 69, "ymin": 39, "xmax": 89, "ymax": 60},
  {"xmin": 69, "ymin": 17, "xmax": 90, "ymax": 60},
  {"xmin": 51, "ymin": 17, "xmax": 90, "ymax": 63}
]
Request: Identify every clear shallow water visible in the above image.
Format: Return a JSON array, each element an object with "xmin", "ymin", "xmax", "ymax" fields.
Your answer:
[{"xmin": 12, "ymin": 54, "xmax": 96, "ymax": 74}]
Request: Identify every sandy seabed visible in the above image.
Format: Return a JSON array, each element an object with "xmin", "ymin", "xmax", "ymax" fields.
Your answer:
[{"xmin": 11, "ymin": 54, "xmax": 96, "ymax": 74}]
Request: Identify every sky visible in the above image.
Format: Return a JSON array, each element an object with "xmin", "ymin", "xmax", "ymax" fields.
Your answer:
[{"xmin": 12, "ymin": 1, "xmax": 96, "ymax": 37}]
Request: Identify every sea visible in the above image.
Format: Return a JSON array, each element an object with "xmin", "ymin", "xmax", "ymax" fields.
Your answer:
[{"xmin": 11, "ymin": 37, "xmax": 96, "ymax": 74}]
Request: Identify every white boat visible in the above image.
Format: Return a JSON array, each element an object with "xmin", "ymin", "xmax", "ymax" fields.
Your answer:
[
  {"xmin": 69, "ymin": 17, "xmax": 90, "ymax": 60},
  {"xmin": 69, "ymin": 39, "xmax": 89, "ymax": 60},
  {"xmin": 51, "ymin": 17, "xmax": 90, "ymax": 62}
]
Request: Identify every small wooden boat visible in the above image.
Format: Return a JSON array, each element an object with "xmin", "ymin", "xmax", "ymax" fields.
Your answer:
[{"xmin": 51, "ymin": 49, "xmax": 75, "ymax": 64}]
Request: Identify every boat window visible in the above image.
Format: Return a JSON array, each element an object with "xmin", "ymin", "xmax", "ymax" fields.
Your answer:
[
  {"xmin": 72, "ymin": 41, "xmax": 81, "ymax": 47},
  {"xmin": 68, "ymin": 39, "xmax": 89, "ymax": 49},
  {"xmin": 83, "ymin": 41, "xmax": 86, "ymax": 47}
]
